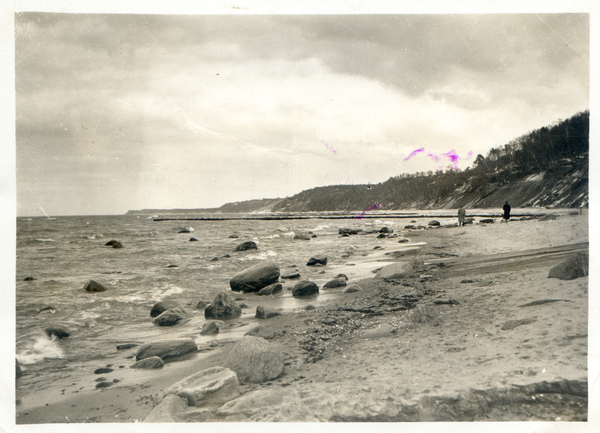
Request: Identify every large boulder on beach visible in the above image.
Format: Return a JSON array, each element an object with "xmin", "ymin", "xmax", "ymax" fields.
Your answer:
[
  {"xmin": 131, "ymin": 356, "xmax": 165, "ymax": 369},
  {"xmin": 323, "ymin": 277, "xmax": 347, "ymax": 289},
  {"xmin": 292, "ymin": 280, "xmax": 319, "ymax": 297},
  {"xmin": 307, "ymin": 256, "xmax": 327, "ymax": 266},
  {"xmin": 224, "ymin": 336, "xmax": 285, "ymax": 384},
  {"xmin": 234, "ymin": 241, "xmax": 258, "ymax": 252},
  {"xmin": 135, "ymin": 339, "xmax": 198, "ymax": 361},
  {"xmin": 293, "ymin": 232, "xmax": 311, "ymax": 240},
  {"xmin": 258, "ymin": 283, "xmax": 282, "ymax": 296},
  {"xmin": 84, "ymin": 280, "xmax": 107, "ymax": 292},
  {"xmin": 374, "ymin": 262, "xmax": 414, "ymax": 279},
  {"xmin": 150, "ymin": 300, "xmax": 181, "ymax": 318},
  {"xmin": 230, "ymin": 262, "xmax": 280, "ymax": 293},
  {"xmin": 161, "ymin": 366, "xmax": 240, "ymax": 407},
  {"xmin": 256, "ymin": 306, "xmax": 281, "ymax": 319},
  {"xmin": 200, "ymin": 321, "xmax": 221, "ymax": 335},
  {"xmin": 143, "ymin": 394, "xmax": 188, "ymax": 423},
  {"xmin": 152, "ymin": 307, "xmax": 187, "ymax": 326},
  {"xmin": 205, "ymin": 292, "xmax": 242, "ymax": 320},
  {"xmin": 245, "ymin": 326, "xmax": 275, "ymax": 340},
  {"xmin": 548, "ymin": 252, "xmax": 588, "ymax": 280}
]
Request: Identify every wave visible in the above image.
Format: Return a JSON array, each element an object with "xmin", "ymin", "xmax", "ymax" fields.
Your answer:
[{"xmin": 17, "ymin": 334, "xmax": 65, "ymax": 365}]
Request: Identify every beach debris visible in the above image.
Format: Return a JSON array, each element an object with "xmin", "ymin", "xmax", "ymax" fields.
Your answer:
[
  {"xmin": 547, "ymin": 252, "xmax": 588, "ymax": 280},
  {"xmin": 150, "ymin": 300, "xmax": 181, "ymax": 318},
  {"xmin": 161, "ymin": 366, "xmax": 240, "ymax": 407},
  {"xmin": 234, "ymin": 241, "xmax": 258, "ymax": 251},
  {"xmin": 224, "ymin": 336, "xmax": 285, "ymax": 384},
  {"xmin": 258, "ymin": 283, "xmax": 283, "ymax": 296},
  {"xmin": 131, "ymin": 356, "xmax": 165, "ymax": 369},
  {"xmin": 343, "ymin": 284, "xmax": 362, "ymax": 293},
  {"xmin": 230, "ymin": 261, "xmax": 280, "ymax": 293},
  {"xmin": 44, "ymin": 325, "xmax": 70, "ymax": 339},
  {"xmin": 143, "ymin": 394, "xmax": 188, "ymax": 423},
  {"xmin": 195, "ymin": 300, "xmax": 209, "ymax": 310},
  {"xmin": 292, "ymin": 281, "xmax": 320, "ymax": 297},
  {"xmin": 281, "ymin": 272, "xmax": 301, "ymax": 279},
  {"xmin": 501, "ymin": 318, "xmax": 537, "ymax": 330},
  {"xmin": 205, "ymin": 292, "xmax": 242, "ymax": 320},
  {"xmin": 519, "ymin": 299, "xmax": 572, "ymax": 307},
  {"xmin": 153, "ymin": 307, "xmax": 188, "ymax": 326},
  {"xmin": 116, "ymin": 343, "xmax": 139, "ymax": 350},
  {"xmin": 307, "ymin": 256, "xmax": 327, "ymax": 266},
  {"xmin": 135, "ymin": 339, "xmax": 198, "ymax": 361},
  {"xmin": 200, "ymin": 321, "xmax": 221, "ymax": 335},
  {"xmin": 256, "ymin": 306, "xmax": 281, "ymax": 319},
  {"xmin": 323, "ymin": 277, "xmax": 347, "ymax": 289},
  {"xmin": 374, "ymin": 262, "xmax": 413, "ymax": 280},
  {"xmin": 245, "ymin": 325, "xmax": 275, "ymax": 340},
  {"xmin": 428, "ymin": 220, "xmax": 441, "ymax": 226},
  {"xmin": 94, "ymin": 367, "xmax": 113, "ymax": 374},
  {"xmin": 84, "ymin": 279, "xmax": 108, "ymax": 292},
  {"xmin": 293, "ymin": 231, "xmax": 311, "ymax": 240}
]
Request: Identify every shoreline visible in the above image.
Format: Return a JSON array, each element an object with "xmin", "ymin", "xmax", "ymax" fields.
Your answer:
[{"xmin": 15, "ymin": 213, "xmax": 589, "ymax": 423}]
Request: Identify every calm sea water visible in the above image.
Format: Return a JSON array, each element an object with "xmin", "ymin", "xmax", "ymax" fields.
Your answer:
[{"xmin": 16, "ymin": 213, "xmax": 426, "ymax": 398}]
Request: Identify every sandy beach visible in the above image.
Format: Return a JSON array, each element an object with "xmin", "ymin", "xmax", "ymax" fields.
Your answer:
[{"xmin": 15, "ymin": 212, "xmax": 590, "ymax": 423}]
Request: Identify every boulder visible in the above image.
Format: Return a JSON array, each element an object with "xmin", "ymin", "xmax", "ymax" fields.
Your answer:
[
  {"xmin": 23, "ymin": 276, "xmax": 37, "ymax": 281},
  {"xmin": 44, "ymin": 326, "xmax": 70, "ymax": 339},
  {"xmin": 480, "ymin": 218, "xmax": 494, "ymax": 224},
  {"xmin": 189, "ymin": 237, "xmax": 198, "ymax": 242},
  {"xmin": 205, "ymin": 292, "xmax": 242, "ymax": 320},
  {"xmin": 256, "ymin": 306, "xmax": 281, "ymax": 319},
  {"xmin": 178, "ymin": 229, "xmax": 191, "ymax": 233},
  {"xmin": 228, "ymin": 234, "xmax": 239, "ymax": 238},
  {"xmin": 131, "ymin": 356, "xmax": 165, "ymax": 369},
  {"xmin": 258, "ymin": 283, "xmax": 283, "ymax": 296},
  {"xmin": 135, "ymin": 339, "xmax": 198, "ymax": 361},
  {"xmin": 84, "ymin": 280, "xmax": 108, "ymax": 292},
  {"xmin": 196, "ymin": 300, "xmax": 209, "ymax": 309},
  {"xmin": 428, "ymin": 220, "xmax": 441, "ymax": 226},
  {"xmin": 293, "ymin": 232, "xmax": 311, "ymax": 240},
  {"xmin": 377, "ymin": 233, "xmax": 387, "ymax": 238},
  {"xmin": 404, "ymin": 224, "xmax": 416, "ymax": 229},
  {"xmin": 200, "ymin": 321, "xmax": 220, "ymax": 335},
  {"xmin": 397, "ymin": 238, "xmax": 409, "ymax": 243},
  {"xmin": 105, "ymin": 240, "xmax": 120, "ymax": 246},
  {"xmin": 150, "ymin": 300, "xmax": 181, "ymax": 318},
  {"xmin": 374, "ymin": 262, "xmax": 413, "ymax": 279},
  {"xmin": 464, "ymin": 218, "xmax": 475, "ymax": 225},
  {"xmin": 343, "ymin": 284, "xmax": 362, "ymax": 293},
  {"xmin": 379, "ymin": 227, "xmax": 393, "ymax": 233},
  {"xmin": 111, "ymin": 241, "xmax": 123, "ymax": 248},
  {"xmin": 281, "ymin": 272, "xmax": 301, "ymax": 279},
  {"xmin": 548, "ymin": 252, "xmax": 588, "ymax": 280},
  {"xmin": 539, "ymin": 214, "xmax": 558, "ymax": 221},
  {"xmin": 339, "ymin": 228, "xmax": 362, "ymax": 235},
  {"xmin": 143, "ymin": 394, "xmax": 188, "ymax": 423},
  {"xmin": 152, "ymin": 307, "xmax": 187, "ymax": 326},
  {"xmin": 307, "ymin": 256, "xmax": 327, "ymax": 266},
  {"xmin": 292, "ymin": 281, "xmax": 319, "ymax": 297},
  {"xmin": 230, "ymin": 262, "xmax": 280, "ymax": 293},
  {"xmin": 245, "ymin": 326, "xmax": 275, "ymax": 340},
  {"xmin": 161, "ymin": 366, "xmax": 240, "ymax": 407},
  {"xmin": 234, "ymin": 241, "xmax": 258, "ymax": 252},
  {"xmin": 323, "ymin": 277, "xmax": 347, "ymax": 289},
  {"xmin": 224, "ymin": 336, "xmax": 284, "ymax": 384},
  {"xmin": 336, "ymin": 273, "xmax": 349, "ymax": 280}
]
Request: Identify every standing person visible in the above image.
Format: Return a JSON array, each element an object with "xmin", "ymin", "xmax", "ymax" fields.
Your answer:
[
  {"xmin": 458, "ymin": 205, "xmax": 466, "ymax": 226},
  {"xmin": 502, "ymin": 201, "xmax": 511, "ymax": 221}
]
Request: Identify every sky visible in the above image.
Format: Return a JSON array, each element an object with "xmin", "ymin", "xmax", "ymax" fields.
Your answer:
[{"xmin": 12, "ymin": 9, "xmax": 590, "ymax": 216}]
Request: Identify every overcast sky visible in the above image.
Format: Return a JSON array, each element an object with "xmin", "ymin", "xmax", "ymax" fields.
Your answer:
[{"xmin": 14, "ymin": 12, "xmax": 589, "ymax": 216}]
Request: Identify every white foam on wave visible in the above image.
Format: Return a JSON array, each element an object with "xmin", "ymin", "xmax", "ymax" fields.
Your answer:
[
  {"xmin": 262, "ymin": 234, "xmax": 280, "ymax": 239},
  {"xmin": 17, "ymin": 334, "xmax": 64, "ymax": 365},
  {"xmin": 238, "ymin": 250, "xmax": 278, "ymax": 261},
  {"xmin": 310, "ymin": 225, "xmax": 330, "ymax": 232},
  {"xmin": 282, "ymin": 232, "xmax": 295, "ymax": 237},
  {"xmin": 35, "ymin": 238, "xmax": 55, "ymax": 242}
]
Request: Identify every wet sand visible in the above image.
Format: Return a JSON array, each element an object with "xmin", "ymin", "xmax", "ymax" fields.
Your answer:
[{"xmin": 15, "ymin": 213, "xmax": 591, "ymax": 423}]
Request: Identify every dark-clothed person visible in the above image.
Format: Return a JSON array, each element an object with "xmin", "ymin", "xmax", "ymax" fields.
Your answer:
[{"xmin": 503, "ymin": 201, "xmax": 511, "ymax": 221}]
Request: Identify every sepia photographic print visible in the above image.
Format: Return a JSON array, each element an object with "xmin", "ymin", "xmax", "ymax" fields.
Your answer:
[{"xmin": 3, "ymin": 1, "xmax": 597, "ymax": 431}]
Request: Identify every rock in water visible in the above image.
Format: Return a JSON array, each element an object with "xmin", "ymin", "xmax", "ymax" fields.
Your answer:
[
  {"xmin": 200, "ymin": 321, "xmax": 220, "ymax": 335},
  {"xmin": 255, "ymin": 306, "xmax": 281, "ymax": 319},
  {"xmin": 230, "ymin": 262, "xmax": 280, "ymax": 293},
  {"xmin": 205, "ymin": 292, "xmax": 242, "ymax": 320},
  {"xmin": 293, "ymin": 232, "xmax": 311, "ymax": 240},
  {"xmin": 548, "ymin": 252, "xmax": 588, "ymax": 280},
  {"xmin": 161, "ymin": 366, "xmax": 240, "ymax": 406},
  {"xmin": 224, "ymin": 336, "xmax": 284, "ymax": 384},
  {"xmin": 292, "ymin": 281, "xmax": 319, "ymax": 297},
  {"xmin": 258, "ymin": 283, "xmax": 283, "ymax": 296},
  {"xmin": 44, "ymin": 326, "xmax": 70, "ymax": 339},
  {"xmin": 150, "ymin": 300, "xmax": 181, "ymax": 318},
  {"xmin": 196, "ymin": 300, "xmax": 209, "ymax": 309},
  {"xmin": 153, "ymin": 307, "xmax": 187, "ymax": 326},
  {"xmin": 135, "ymin": 339, "xmax": 198, "ymax": 361},
  {"xmin": 374, "ymin": 262, "xmax": 413, "ymax": 279},
  {"xmin": 234, "ymin": 241, "xmax": 258, "ymax": 251},
  {"xmin": 84, "ymin": 280, "xmax": 108, "ymax": 292},
  {"xmin": 323, "ymin": 277, "xmax": 347, "ymax": 289},
  {"xmin": 131, "ymin": 356, "xmax": 165, "ymax": 369},
  {"xmin": 245, "ymin": 326, "xmax": 275, "ymax": 340},
  {"xmin": 307, "ymin": 256, "xmax": 327, "ymax": 266}
]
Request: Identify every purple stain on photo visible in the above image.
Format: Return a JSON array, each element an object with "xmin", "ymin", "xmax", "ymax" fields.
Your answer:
[
  {"xmin": 403, "ymin": 148, "xmax": 425, "ymax": 162},
  {"xmin": 355, "ymin": 202, "xmax": 382, "ymax": 220},
  {"xmin": 322, "ymin": 140, "xmax": 337, "ymax": 154}
]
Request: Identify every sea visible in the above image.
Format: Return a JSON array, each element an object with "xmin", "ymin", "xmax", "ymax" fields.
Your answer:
[{"xmin": 16, "ymin": 212, "xmax": 447, "ymax": 403}]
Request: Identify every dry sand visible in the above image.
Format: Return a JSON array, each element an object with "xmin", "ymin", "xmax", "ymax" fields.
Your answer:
[{"xmin": 14, "ymin": 213, "xmax": 592, "ymax": 424}]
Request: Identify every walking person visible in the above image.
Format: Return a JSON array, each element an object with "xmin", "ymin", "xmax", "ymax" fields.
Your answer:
[
  {"xmin": 502, "ymin": 201, "xmax": 511, "ymax": 222},
  {"xmin": 458, "ymin": 205, "xmax": 466, "ymax": 227}
]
